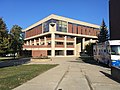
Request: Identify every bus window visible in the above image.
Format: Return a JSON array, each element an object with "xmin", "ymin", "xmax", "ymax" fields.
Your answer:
[{"xmin": 111, "ymin": 45, "xmax": 120, "ymax": 55}]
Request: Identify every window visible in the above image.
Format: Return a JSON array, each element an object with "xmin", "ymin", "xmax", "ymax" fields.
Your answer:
[
  {"xmin": 67, "ymin": 36, "xmax": 74, "ymax": 39},
  {"xmin": 111, "ymin": 45, "xmax": 120, "ymax": 55},
  {"xmin": 67, "ymin": 42, "xmax": 73, "ymax": 45},
  {"xmin": 55, "ymin": 42, "xmax": 64, "ymax": 45},
  {"xmin": 55, "ymin": 50, "xmax": 64, "ymax": 55},
  {"xmin": 56, "ymin": 20, "xmax": 67, "ymax": 32},
  {"xmin": 66, "ymin": 50, "xmax": 74, "ymax": 55},
  {"xmin": 47, "ymin": 50, "xmax": 51, "ymax": 55},
  {"xmin": 76, "ymin": 26, "xmax": 78, "ymax": 34},
  {"xmin": 55, "ymin": 34, "xmax": 64, "ymax": 38},
  {"xmin": 43, "ymin": 22, "xmax": 49, "ymax": 33}
]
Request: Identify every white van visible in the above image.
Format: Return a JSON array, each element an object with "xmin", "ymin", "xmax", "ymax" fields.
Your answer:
[{"xmin": 93, "ymin": 40, "xmax": 120, "ymax": 67}]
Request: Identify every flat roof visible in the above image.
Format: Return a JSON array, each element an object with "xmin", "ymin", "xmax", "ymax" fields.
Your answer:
[{"xmin": 22, "ymin": 14, "xmax": 100, "ymax": 32}]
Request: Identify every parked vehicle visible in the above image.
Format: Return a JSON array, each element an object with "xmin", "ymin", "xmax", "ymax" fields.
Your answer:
[{"xmin": 93, "ymin": 40, "xmax": 120, "ymax": 67}]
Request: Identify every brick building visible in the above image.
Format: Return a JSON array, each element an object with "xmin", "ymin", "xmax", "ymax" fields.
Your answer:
[
  {"xmin": 109, "ymin": 0, "xmax": 120, "ymax": 40},
  {"xmin": 22, "ymin": 14, "xmax": 100, "ymax": 57}
]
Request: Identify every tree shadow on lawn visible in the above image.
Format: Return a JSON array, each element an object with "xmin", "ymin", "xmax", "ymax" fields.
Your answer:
[
  {"xmin": 69, "ymin": 56, "xmax": 109, "ymax": 68},
  {"xmin": 0, "ymin": 58, "xmax": 31, "ymax": 68}
]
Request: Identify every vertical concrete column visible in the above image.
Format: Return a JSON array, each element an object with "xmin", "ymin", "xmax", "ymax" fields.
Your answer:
[
  {"xmin": 44, "ymin": 37, "xmax": 47, "ymax": 45},
  {"xmin": 51, "ymin": 33, "xmax": 55, "ymax": 57},
  {"xmin": 27, "ymin": 41, "xmax": 29, "ymax": 45},
  {"xmin": 34, "ymin": 39, "xmax": 36, "ymax": 45},
  {"xmin": 30, "ymin": 40, "xmax": 32, "ymax": 45},
  {"xmin": 74, "ymin": 37, "xmax": 76, "ymax": 56},
  {"xmin": 39, "ymin": 38, "xmax": 41, "ymax": 45},
  {"xmin": 49, "ymin": 23, "xmax": 56, "ymax": 32},
  {"xmin": 90, "ymin": 39, "xmax": 92, "ymax": 43},
  {"xmin": 82, "ymin": 38, "xmax": 85, "ymax": 51},
  {"xmin": 64, "ymin": 36, "xmax": 67, "ymax": 56}
]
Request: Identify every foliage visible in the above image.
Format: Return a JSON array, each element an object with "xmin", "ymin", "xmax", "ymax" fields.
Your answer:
[
  {"xmin": 0, "ymin": 18, "xmax": 9, "ymax": 56},
  {"xmin": 98, "ymin": 20, "xmax": 109, "ymax": 43},
  {"xmin": 0, "ymin": 64, "xmax": 58, "ymax": 90},
  {"xmin": 0, "ymin": 18, "xmax": 23, "ymax": 57},
  {"xmin": 85, "ymin": 43, "xmax": 93, "ymax": 56},
  {"xmin": 10, "ymin": 25, "xmax": 24, "ymax": 57}
]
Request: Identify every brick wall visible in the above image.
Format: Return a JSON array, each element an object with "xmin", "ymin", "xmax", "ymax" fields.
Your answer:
[
  {"xmin": 78, "ymin": 26, "xmax": 82, "ymax": 34},
  {"xmin": 73, "ymin": 25, "xmax": 77, "ymax": 34},
  {"xmin": 68, "ymin": 23, "xmax": 100, "ymax": 36},
  {"xmin": 68, "ymin": 24, "xmax": 73, "ymax": 33},
  {"xmin": 25, "ymin": 25, "xmax": 42, "ymax": 38},
  {"xmin": 86, "ymin": 28, "xmax": 90, "ymax": 35},
  {"xmin": 32, "ymin": 50, "xmax": 47, "ymax": 57},
  {"xmin": 82, "ymin": 26, "xmax": 85, "ymax": 35}
]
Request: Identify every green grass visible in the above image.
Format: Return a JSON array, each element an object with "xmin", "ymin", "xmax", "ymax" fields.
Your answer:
[
  {"xmin": 0, "ymin": 57, "xmax": 19, "ymax": 61},
  {"xmin": 0, "ymin": 57, "xmax": 30, "ymax": 61},
  {"xmin": 0, "ymin": 64, "xmax": 58, "ymax": 90}
]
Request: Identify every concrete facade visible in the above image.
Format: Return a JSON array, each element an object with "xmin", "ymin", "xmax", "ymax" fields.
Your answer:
[
  {"xmin": 109, "ymin": 0, "xmax": 120, "ymax": 40},
  {"xmin": 22, "ymin": 14, "xmax": 100, "ymax": 57}
]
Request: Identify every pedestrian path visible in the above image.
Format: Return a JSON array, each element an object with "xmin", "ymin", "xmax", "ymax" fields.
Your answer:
[{"xmin": 13, "ymin": 57, "xmax": 120, "ymax": 90}]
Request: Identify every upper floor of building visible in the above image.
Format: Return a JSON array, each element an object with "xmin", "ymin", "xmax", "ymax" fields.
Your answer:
[{"xmin": 22, "ymin": 14, "xmax": 100, "ymax": 40}]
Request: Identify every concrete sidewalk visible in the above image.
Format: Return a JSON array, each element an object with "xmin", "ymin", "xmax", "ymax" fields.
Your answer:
[{"xmin": 13, "ymin": 57, "xmax": 120, "ymax": 90}]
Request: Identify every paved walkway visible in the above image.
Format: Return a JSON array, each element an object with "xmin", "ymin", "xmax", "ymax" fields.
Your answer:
[{"xmin": 13, "ymin": 57, "xmax": 120, "ymax": 90}]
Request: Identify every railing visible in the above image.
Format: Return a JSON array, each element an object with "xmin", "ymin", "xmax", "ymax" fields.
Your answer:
[
  {"xmin": 41, "ymin": 39, "xmax": 44, "ymax": 41},
  {"xmin": 67, "ymin": 38, "xmax": 74, "ymax": 41},
  {"xmin": 55, "ymin": 37, "xmax": 64, "ymax": 40},
  {"xmin": 55, "ymin": 45, "xmax": 64, "ymax": 48},
  {"xmin": 67, "ymin": 45, "xmax": 74, "ymax": 48},
  {"xmin": 47, "ymin": 38, "xmax": 51, "ymax": 40},
  {"xmin": 23, "ymin": 45, "xmax": 51, "ymax": 48}
]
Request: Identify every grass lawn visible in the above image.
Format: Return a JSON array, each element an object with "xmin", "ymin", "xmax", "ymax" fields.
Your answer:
[
  {"xmin": 0, "ymin": 57, "xmax": 19, "ymax": 61},
  {"xmin": 0, "ymin": 64, "xmax": 58, "ymax": 90},
  {"xmin": 0, "ymin": 57, "xmax": 14, "ymax": 60}
]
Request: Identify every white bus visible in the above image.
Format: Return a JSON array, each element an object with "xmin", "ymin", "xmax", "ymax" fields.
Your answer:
[{"xmin": 93, "ymin": 40, "xmax": 120, "ymax": 67}]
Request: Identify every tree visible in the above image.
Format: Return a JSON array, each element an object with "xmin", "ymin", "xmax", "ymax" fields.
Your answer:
[
  {"xmin": 98, "ymin": 20, "xmax": 108, "ymax": 43},
  {"xmin": 85, "ymin": 43, "xmax": 93, "ymax": 56},
  {"xmin": 10, "ymin": 25, "xmax": 23, "ymax": 57},
  {"xmin": 0, "ymin": 18, "xmax": 9, "ymax": 56}
]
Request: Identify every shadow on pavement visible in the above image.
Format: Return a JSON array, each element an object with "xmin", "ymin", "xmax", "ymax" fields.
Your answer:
[
  {"xmin": 70, "ymin": 56, "xmax": 109, "ymax": 68},
  {"xmin": 100, "ymin": 71, "xmax": 120, "ymax": 84},
  {"xmin": 0, "ymin": 58, "xmax": 31, "ymax": 68}
]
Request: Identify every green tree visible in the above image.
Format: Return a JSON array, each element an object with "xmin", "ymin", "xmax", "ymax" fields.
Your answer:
[
  {"xmin": 85, "ymin": 43, "xmax": 93, "ymax": 56},
  {"xmin": 10, "ymin": 25, "xmax": 23, "ymax": 57},
  {"xmin": 98, "ymin": 20, "xmax": 108, "ymax": 43},
  {"xmin": 0, "ymin": 18, "xmax": 9, "ymax": 56}
]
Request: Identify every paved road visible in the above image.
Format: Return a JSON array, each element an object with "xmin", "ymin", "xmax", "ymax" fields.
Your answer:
[{"xmin": 13, "ymin": 57, "xmax": 120, "ymax": 90}]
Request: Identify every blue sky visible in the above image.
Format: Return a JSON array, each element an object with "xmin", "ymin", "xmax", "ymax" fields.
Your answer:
[{"xmin": 0, "ymin": 0, "xmax": 109, "ymax": 30}]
